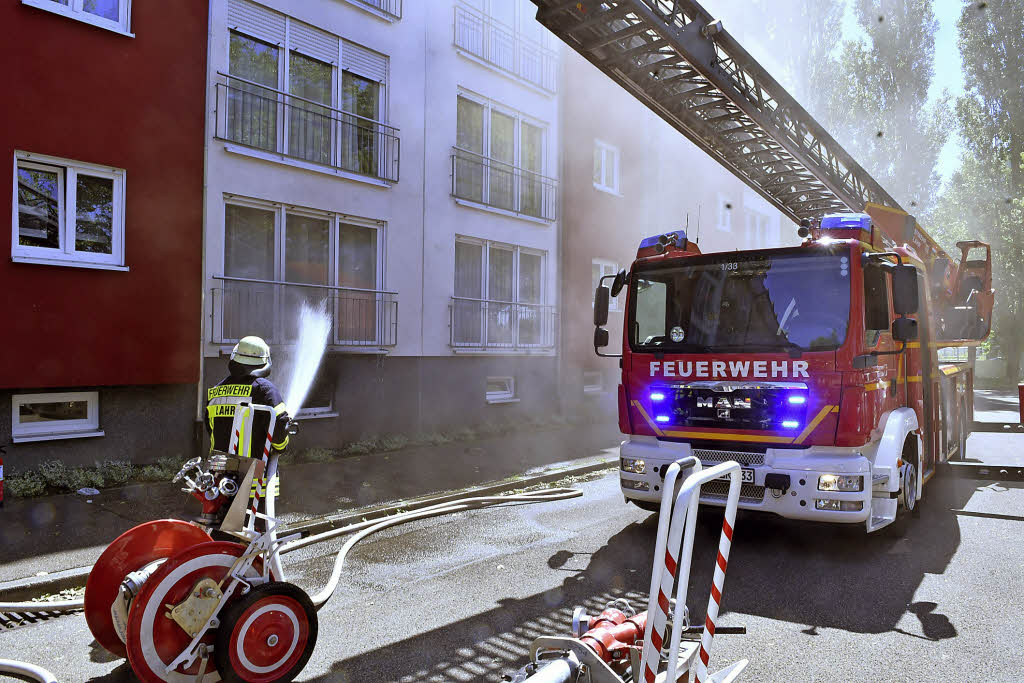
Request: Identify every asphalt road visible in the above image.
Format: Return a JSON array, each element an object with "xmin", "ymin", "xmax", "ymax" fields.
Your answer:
[{"xmin": 3, "ymin": 469, "xmax": 1023, "ymax": 682}]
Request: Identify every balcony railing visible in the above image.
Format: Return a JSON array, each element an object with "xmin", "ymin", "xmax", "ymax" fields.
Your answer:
[
  {"xmin": 453, "ymin": 4, "xmax": 558, "ymax": 93},
  {"xmin": 349, "ymin": 0, "xmax": 401, "ymax": 20},
  {"xmin": 450, "ymin": 297, "xmax": 557, "ymax": 351},
  {"xmin": 451, "ymin": 147, "xmax": 557, "ymax": 221},
  {"xmin": 211, "ymin": 276, "xmax": 398, "ymax": 348},
  {"xmin": 214, "ymin": 73, "xmax": 400, "ymax": 183}
]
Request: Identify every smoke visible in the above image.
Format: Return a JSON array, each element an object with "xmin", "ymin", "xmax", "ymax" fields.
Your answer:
[{"xmin": 282, "ymin": 299, "xmax": 332, "ymax": 416}]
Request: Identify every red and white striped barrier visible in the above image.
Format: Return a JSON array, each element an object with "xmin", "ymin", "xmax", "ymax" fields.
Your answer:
[{"xmin": 639, "ymin": 458, "xmax": 743, "ymax": 683}]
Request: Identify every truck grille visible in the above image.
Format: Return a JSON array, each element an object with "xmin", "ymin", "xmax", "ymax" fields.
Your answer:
[
  {"xmin": 692, "ymin": 449, "xmax": 765, "ymax": 466},
  {"xmin": 700, "ymin": 479, "xmax": 765, "ymax": 503}
]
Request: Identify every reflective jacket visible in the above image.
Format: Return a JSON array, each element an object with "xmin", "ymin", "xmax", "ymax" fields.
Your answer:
[{"xmin": 205, "ymin": 373, "xmax": 290, "ymax": 458}]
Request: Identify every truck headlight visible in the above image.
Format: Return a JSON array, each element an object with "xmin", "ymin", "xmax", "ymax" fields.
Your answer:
[
  {"xmin": 818, "ymin": 474, "xmax": 863, "ymax": 492},
  {"xmin": 620, "ymin": 457, "xmax": 646, "ymax": 474}
]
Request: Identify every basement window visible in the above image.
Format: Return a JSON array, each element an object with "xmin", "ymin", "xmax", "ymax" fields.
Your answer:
[
  {"xmin": 12, "ymin": 391, "xmax": 104, "ymax": 443},
  {"xmin": 583, "ymin": 371, "xmax": 604, "ymax": 394},
  {"xmin": 485, "ymin": 376, "xmax": 518, "ymax": 404}
]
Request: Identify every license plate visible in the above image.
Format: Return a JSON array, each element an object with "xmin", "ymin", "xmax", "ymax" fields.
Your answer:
[{"xmin": 717, "ymin": 468, "xmax": 754, "ymax": 484}]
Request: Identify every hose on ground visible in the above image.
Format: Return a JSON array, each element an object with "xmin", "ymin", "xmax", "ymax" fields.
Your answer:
[
  {"xmin": 0, "ymin": 487, "xmax": 583, "ymax": 614},
  {"xmin": 284, "ymin": 487, "xmax": 584, "ymax": 608},
  {"xmin": 0, "ymin": 659, "xmax": 58, "ymax": 683}
]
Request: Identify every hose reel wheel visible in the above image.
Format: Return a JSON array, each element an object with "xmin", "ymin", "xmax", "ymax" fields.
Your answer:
[
  {"xmin": 215, "ymin": 582, "xmax": 318, "ymax": 683},
  {"xmin": 85, "ymin": 520, "xmax": 213, "ymax": 659},
  {"xmin": 125, "ymin": 541, "xmax": 268, "ymax": 683}
]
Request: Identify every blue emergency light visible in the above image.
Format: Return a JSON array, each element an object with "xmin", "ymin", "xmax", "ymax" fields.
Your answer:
[
  {"xmin": 638, "ymin": 230, "xmax": 687, "ymax": 250},
  {"xmin": 820, "ymin": 213, "xmax": 871, "ymax": 230}
]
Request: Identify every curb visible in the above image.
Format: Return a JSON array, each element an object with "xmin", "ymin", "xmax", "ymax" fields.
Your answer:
[{"xmin": 0, "ymin": 456, "xmax": 617, "ymax": 602}]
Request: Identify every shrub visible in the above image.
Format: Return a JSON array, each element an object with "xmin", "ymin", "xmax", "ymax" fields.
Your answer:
[
  {"xmin": 7, "ymin": 471, "xmax": 47, "ymax": 498},
  {"xmin": 137, "ymin": 465, "xmax": 167, "ymax": 482},
  {"xmin": 341, "ymin": 439, "xmax": 377, "ymax": 456},
  {"xmin": 98, "ymin": 459, "xmax": 136, "ymax": 486},
  {"xmin": 302, "ymin": 447, "xmax": 336, "ymax": 464},
  {"xmin": 378, "ymin": 435, "xmax": 409, "ymax": 452}
]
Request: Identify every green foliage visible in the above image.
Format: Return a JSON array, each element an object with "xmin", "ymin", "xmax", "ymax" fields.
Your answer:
[
  {"xmin": 302, "ymin": 447, "xmax": 336, "ymax": 463},
  {"xmin": 98, "ymin": 459, "xmax": 135, "ymax": 486},
  {"xmin": 929, "ymin": 0, "xmax": 1024, "ymax": 378},
  {"xmin": 7, "ymin": 470, "xmax": 47, "ymax": 498}
]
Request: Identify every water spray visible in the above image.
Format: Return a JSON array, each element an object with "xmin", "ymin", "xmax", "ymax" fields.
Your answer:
[{"xmin": 282, "ymin": 298, "xmax": 332, "ymax": 416}]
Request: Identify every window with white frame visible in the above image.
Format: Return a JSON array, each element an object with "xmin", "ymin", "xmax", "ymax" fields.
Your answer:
[
  {"xmin": 593, "ymin": 140, "xmax": 620, "ymax": 195},
  {"xmin": 485, "ymin": 376, "xmax": 517, "ymax": 403},
  {"xmin": 453, "ymin": 0, "xmax": 558, "ymax": 92},
  {"xmin": 23, "ymin": 0, "xmax": 132, "ymax": 35},
  {"xmin": 13, "ymin": 152, "xmax": 126, "ymax": 268},
  {"xmin": 223, "ymin": 0, "xmax": 391, "ymax": 178},
  {"xmin": 296, "ymin": 371, "xmax": 336, "ymax": 418},
  {"xmin": 592, "ymin": 259, "xmax": 620, "ymax": 311},
  {"xmin": 453, "ymin": 237, "xmax": 549, "ymax": 348},
  {"xmin": 716, "ymin": 192, "xmax": 733, "ymax": 232},
  {"xmin": 745, "ymin": 212, "xmax": 774, "ymax": 248},
  {"xmin": 220, "ymin": 198, "xmax": 385, "ymax": 345},
  {"xmin": 453, "ymin": 92, "xmax": 550, "ymax": 219},
  {"xmin": 12, "ymin": 391, "xmax": 102, "ymax": 443},
  {"xmin": 582, "ymin": 370, "xmax": 604, "ymax": 394}
]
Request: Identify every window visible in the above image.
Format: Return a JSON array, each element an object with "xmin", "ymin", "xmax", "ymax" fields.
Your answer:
[
  {"xmin": 453, "ymin": 0, "xmax": 558, "ymax": 93},
  {"xmin": 296, "ymin": 371, "xmax": 336, "ymax": 418},
  {"xmin": 864, "ymin": 264, "xmax": 890, "ymax": 348},
  {"xmin": 716, "ymin": 193, "xmax": 732, "ymax": 232},
  {"xmin": 485, "ymin": 376, "xmax": 517, "ymax": 403},
  {"xmin": 745, "ymin": 213, "xmax": 774, "ymax": 248},
  {"xmin": 23, "ymin": 0, "xmax": 132, "ymax": 36},
  {"xmin": 592, "ymin": 259, "xmax": 620, "ymax": 311},
  {"xmin": 13, "ymin": 152, "xmax": 126, "ymax": 269},
  {"xmin": 12, "ymin": 391, "xmax": 102, "ymax": 443},
  {"xmin": 582, "ymin": 371, "xmax": 604, "ymax": 394},
  {"xmin": 222, "ymin": 1, "xmax": 393, "ymax": 181},
  {"xmin": 453, "ymin": 92, "xmax": 551, "ymax": 219},
  {"xmin": 453, "ymin": 237, "xmax": 551, "ymax": 349},
  {"xmin": 593, "ymin": 140, "xmax": 620, "ymax": 194},
  {"xmin": 219, "ymin": 198, "xmax": 386, "ymax": 346}
]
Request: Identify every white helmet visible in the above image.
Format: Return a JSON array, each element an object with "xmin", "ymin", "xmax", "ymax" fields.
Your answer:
[{"xmin": 230, "ymin": 335, "xmax": 271, "ymax": 367}]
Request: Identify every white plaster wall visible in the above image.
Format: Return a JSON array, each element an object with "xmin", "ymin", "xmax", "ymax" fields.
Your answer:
[{"xmin": 203, "ymin": 0, "xmax": 561, "ymax": 360}]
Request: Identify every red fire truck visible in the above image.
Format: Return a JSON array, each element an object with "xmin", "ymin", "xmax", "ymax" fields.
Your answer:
[{"xmin": 593, "ymin": 204, "xmax": 993, "ymax": 533}]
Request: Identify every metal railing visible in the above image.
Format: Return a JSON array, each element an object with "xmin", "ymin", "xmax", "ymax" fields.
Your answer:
[
  {"xmin": 211, "ymin": 276, "xmax": 398, "ymax": 348},
  {"xmin": 451, "ymin": 147, "xmax": 557, "ymax": 221},
  {"xmin": 453, "ymin": 4, "xmax": 558, "ymax": 93},
  {"xmin": 450, "ymin": 297, "xmax": 556, "ymax": 350},
  {"xmin": 349, "ymin": 0, "xmax": 401, "ymax": 20},
  {"xmin": 214, "ymin": 74, "xmax": 400, "ymax": 183}
]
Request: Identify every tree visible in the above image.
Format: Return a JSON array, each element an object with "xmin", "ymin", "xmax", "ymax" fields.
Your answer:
[
  {"xmin": 929, "ymin": 1, "xmax": 1024, "ymax": 380},
  {"xmin": 822, "ymin": 0, "xmax": 951, "ymax": 215}
]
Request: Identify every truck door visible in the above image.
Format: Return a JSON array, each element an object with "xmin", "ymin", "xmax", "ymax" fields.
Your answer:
[{"xmin": 916, "ymin": 270, "xmax": 940, "ymax": 478}]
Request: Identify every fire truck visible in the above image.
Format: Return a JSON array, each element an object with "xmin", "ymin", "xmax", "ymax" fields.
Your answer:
[{"xmin": 528, "ymin": 0, "xmax": 996, "ymax": 533}]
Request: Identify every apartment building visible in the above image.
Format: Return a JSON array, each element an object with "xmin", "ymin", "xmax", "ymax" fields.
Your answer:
[
  {"xmin": 559, "ymin": 50, "xmax": 794, "ymax": 421},
  {"xmin": 202, "ymin": 0, "xmax": 562, "ymax": 443},
  {"xmin": 1, "ymin": 1, "xmax": 209, "ymax": 466}
]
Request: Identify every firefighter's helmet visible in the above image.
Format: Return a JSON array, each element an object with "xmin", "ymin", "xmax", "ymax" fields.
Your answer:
[{"xmin": 230, "ymin": 336, "xmax": 271, "ymax": 366}]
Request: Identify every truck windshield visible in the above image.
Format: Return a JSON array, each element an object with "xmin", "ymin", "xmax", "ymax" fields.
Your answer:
[{"xmin": 629, "ymin": 249, "xmax": 851, "ymax": 353}]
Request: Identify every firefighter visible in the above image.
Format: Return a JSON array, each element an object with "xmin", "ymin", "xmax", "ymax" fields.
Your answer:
[{"xmin": 206, "ymin": 335, "xmax": 292, "ymax": 459}]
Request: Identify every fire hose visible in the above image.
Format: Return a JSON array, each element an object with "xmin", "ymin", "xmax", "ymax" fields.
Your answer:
[
  {"xmin": 0, "ymin": 487, "xmax": 583, "ymax": 677},
  {"xmin": 0, "ymin": 659, "xmax": 58, "ymax": 683}
]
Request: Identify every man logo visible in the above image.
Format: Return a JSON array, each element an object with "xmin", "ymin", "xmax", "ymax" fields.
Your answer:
[{"xmin": 697, "ymin": 396, "xmax": 750, "ymax": 409}]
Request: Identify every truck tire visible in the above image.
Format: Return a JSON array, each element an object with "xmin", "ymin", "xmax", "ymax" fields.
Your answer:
[{"xmin": 887, "ymin": 440, "xmax": 920, "ymax": 535}]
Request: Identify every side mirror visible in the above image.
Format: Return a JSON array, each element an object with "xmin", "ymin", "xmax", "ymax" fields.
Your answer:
[
  {"xmin": 594, "ymin": 326, "xmax": 609, "ymax": 349},
  {"xmin": 594, "ymin": 286, "xmax": 610, "ymax": 326},
  {"xmin": 892, "ymin": 264, "xmax": 919, "ymax": 315},
  {"xmin": 610, "ymin": 269, "xmax": 628, "ymax": 297},
  {"xmin": 892, "ymin": 316, "xmax": 918, "ymax": 342}
]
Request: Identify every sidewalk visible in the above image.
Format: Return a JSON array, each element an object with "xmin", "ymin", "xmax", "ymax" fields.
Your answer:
[{"xmin": 0, "ymin": 423, "xmax": 623, "ymax": 587}]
